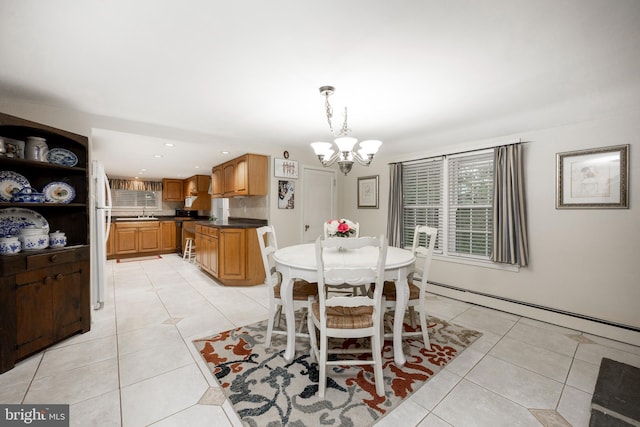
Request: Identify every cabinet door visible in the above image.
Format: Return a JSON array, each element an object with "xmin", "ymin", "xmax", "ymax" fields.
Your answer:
[
  {"xmin": 162, "ymin": 179, "xmax": 184, "ymax": 201},
  {"xmin": 234, "ymin": 156, "xmax": 248, "ymax": 195},
  {"xmin": 219, "ymin": 229, "xmax": 246, "ymax": 279},
  {"xmin": 210, "ymin": 236, "xmax": 219, "ymax": 276},
  {"xmin": 138, "ymin": 226, "xmax": 160, "ymax": 252},
  {"xmin": 211, "ymin": 167, "xmax": 224, "ymax": 197},
  {"xmin": 52, "ymin": 261, "xmax": 89, "ymax": 340},
  {"xmin": 223, "ymin": 162, "xmax": 236, "ymax": 196},
  {"xmin": 15, "ymin": 279, "xmax": 54, "ymax": 360},
  {"xmin": 160, "ymin": 221, "xmax": 176, "ymax": 251},
  {"xmin": 195, "ymin": 232, "xmax": 203, "ymax": 265},
  {"xmin": 106, "ymin": 223, "xmax": 116, "ymax": 257},
  {"xmin": 115, "ymin": 228, "xmax": 138, "ymax": 254}
]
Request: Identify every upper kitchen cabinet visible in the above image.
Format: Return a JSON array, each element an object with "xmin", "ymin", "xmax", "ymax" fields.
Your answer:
[
  {"xmin": 162, "ymin": 178, "xmax": 183, "ymax": 202},
  {"xmin": 213, "ymin": 154, "xmax": 267, "ymax": 198},
  {"xmin": 184, "ymin": 174, "xmax": 210, "ymax": 196}
]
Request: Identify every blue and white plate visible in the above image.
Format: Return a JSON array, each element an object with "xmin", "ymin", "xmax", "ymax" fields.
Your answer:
[
  {"xmin": 0, "ymin": 171, "xmax": 31, "ymax": 202},
  {"xmin": 43, "ymin": 181, "xmax": 76, "ymax": 204},
  {"xmin": 46, "ymin": 148, "xmax": 78, "ymax": 167},
  {"xmin": 0, "ymin": 208, "xmax": 49, "ymax": 238}
]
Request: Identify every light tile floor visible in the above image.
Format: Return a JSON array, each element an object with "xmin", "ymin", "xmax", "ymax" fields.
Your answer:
[{"xmin": 2, "ymin": 254, "xmax": 639, "ymax": 426}]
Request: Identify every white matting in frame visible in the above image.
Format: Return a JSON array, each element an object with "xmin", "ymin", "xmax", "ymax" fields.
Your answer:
[{"xmin": 274, "ymin": 158, "xmax": 298, "ymax": 179}]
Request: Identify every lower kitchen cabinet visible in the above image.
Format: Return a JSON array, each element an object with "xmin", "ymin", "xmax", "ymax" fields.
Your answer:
[
  {"xmin": 1, "ymin": 246, "xmax": 90, "ymax": 373},
  {"xmin": 195, "ymin": 224, "xmax": 263, "ymax": 286},
  {"xmin": 112, "ymin": 221, "xmax": 161, "ymax": 257},
  {"xmin": 160, "ymin": 221, "xmax": 177, "ymax": 253}
]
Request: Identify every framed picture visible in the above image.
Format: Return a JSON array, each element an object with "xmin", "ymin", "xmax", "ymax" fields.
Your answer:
[
  {"xmin": 556, "ymin": 144, "xmax": 629, "ymax": 209},
  {"xmin": 357, "ymin": 175, "xmax": 379, "ymax": 209},
  {"xmin": 3, "ymin": 138, "xmax": 25, "ymax": 159},
  {"xmin": 274, "ymin": 158, "xmax": 298, "ymax": 179},
  {"xmin": 278, "ymin": 180, "xmax": 295, "ymax": 209}
]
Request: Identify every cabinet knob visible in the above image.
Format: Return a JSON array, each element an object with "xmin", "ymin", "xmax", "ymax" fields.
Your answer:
[
  {"xmin": 50, "ymin": 254, "xmax": 58, "ymax": 262},
  {"xmin": 55, "ymin": 274, "xmax": 64, "ymax": 281},
  {"xmin": 44, "ymin": 276, "xmax": 53, "ymax": 285}
]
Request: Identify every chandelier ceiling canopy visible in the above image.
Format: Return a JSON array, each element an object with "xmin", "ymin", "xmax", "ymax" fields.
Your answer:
[{"xmin": 310, "ymin": 86, "xmax": 381, "ymax": 175}]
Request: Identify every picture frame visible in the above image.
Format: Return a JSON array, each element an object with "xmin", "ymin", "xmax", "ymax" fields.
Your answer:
[
  {"xmin": 2, "ymin": 138, "xmax": 25, "ymax": 159},
  {"xmin": 556, "ymin": 144, "xmax": 629, "ymax": 209},
  {"xmin": 357, "ymin": 175, "xmax": 379, "ymax": 209},
  {"xmin": 278, "ymin": 180, "xmax": 295, "ymax": 209},
  {"xmin": 274, "ymin": 158, "xmax": 298, "ymax": 179}
]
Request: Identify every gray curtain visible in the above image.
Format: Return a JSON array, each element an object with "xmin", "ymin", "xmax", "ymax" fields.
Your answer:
[
  {"xmin": 386, "ymin": 163, "xmax": 403, "ymax": 248},
  {"xmin": 491, "ymin": 144, "xmax": 529, "ymax": 266}
]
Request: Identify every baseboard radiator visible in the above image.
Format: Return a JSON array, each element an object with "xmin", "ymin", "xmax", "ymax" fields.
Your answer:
[{"xmin": 426, "ymin": 280, "xmax": 640, "ymax": 346}]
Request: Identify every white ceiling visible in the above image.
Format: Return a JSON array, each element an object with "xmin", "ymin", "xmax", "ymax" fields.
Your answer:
[{"xmin": 1, "ymin": 0, "xmax": 640, "ymax": 179}]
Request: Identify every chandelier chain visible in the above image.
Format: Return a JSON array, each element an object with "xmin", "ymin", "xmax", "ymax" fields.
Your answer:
[{"xmin": 324, "ymin": 92, "xmax": 351, "ymax": 138}]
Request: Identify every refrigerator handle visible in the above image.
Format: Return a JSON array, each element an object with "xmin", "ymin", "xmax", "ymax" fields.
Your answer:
[{"xmin": 104, "ymin": 171, "xmax": 112, "ymax": 239}]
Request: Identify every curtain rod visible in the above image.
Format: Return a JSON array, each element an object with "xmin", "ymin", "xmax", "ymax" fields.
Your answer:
[{"xmin": 389, "ymin": 138, "xmax": 530, "ymax": 165}]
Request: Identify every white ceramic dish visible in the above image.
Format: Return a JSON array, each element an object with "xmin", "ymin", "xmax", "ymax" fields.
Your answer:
[
  {"xmin": 43, "ymin": 181, "xmax": 76, "ymax": 203},
  {"xmin": 0, "ymin": 171, "xmax": 31, "ymax": 202},
  {"xmin": 0, "ymin": 208, "xmax": 50, "ymax": 238}
]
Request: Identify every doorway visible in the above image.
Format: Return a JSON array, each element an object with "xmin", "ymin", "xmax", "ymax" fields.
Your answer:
[{"xmin": 302, "ymin": 167, "xmax": 337, "ymax": 243}]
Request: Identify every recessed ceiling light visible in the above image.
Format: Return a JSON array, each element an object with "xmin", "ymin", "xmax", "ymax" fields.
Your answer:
[
  {"xmin": 221, "ymin": 151, "xmax": 229, "ymax": 154},
  {"xmin": 141, "ymin": 168, "xmax": 147, "ymax": 171},
  {"xmin": 164, "ymin": 143, "xmax": 174, "ymax": 147},
  {"xmin": 134, "ymin": 176, "xmax": 139, "ymax": 179},
  {"xmin": 154, "ymin": 154, "xmax": 163, "ymax": 158},
  {"xmin": 194, "ymin": 165, "xmax": 200, "ymax": 169}
]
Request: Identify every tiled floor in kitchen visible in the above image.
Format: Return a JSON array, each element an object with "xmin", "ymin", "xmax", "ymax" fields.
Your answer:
[{"xmin": 1, "ymin": 254, "xmax": 639, "ymax": 426}]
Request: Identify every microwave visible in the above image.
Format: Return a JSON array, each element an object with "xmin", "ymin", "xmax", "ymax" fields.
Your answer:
[{"xmin": 175, "ymin": 209, "xmax": 198, "ymax": 218}]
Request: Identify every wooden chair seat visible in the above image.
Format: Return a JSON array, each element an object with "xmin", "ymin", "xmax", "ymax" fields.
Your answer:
[
  {"xmin": 377, "ymin": 280, "xmax": 421, "ymax": 301},
  {"xmin": 311, "ymin": 303, "xmax": 374, "ymax": 329},
  {"xmin": 274, "ymin": 280, "xmax": 318, "ymax": 301}
]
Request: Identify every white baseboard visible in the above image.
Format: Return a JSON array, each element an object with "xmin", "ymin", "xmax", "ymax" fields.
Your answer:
[{"xmin": 426, "ymin": 283, "xmax": 640, "ymax": 347}]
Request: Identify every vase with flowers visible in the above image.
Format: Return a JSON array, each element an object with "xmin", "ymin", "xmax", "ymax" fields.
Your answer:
[{"xmin": 326, "ymin": 219, "xmax": 357, "ymax": 243}]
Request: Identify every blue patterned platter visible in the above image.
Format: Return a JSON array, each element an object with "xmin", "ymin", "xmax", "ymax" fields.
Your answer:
[
  {"xmin": 0, "ymin": 171, "xmax": 31, "ymax": 202},
  {"xmin": 46, "ymin": 148, "xmax": 78, "ymax": 167},
  {"xmin": 0, "ymin": 208, "xmax": 49, "ymax": 238},
  {"xmin": 43, "ymin": 181, "xmax": 76, "ymax": 204}
]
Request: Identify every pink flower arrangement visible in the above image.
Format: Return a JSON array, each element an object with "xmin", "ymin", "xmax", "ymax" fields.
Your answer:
[{"xmin": 326, "ymin": 219, "xmax": 357, "ymax": 237}]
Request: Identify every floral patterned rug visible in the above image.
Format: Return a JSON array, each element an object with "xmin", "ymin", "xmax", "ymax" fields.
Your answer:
[{"xmin": 193, "ymin": 315, "xmax": 481, "ymax": 426}]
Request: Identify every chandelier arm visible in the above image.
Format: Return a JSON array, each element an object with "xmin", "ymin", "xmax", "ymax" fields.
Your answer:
[
  {"xmin": 351, "ymin": 150, "xmax": 373, "ymax": 166},
  {"xmin": 320, "ymin": 151, "xmax": 340, "ymax": 167}
]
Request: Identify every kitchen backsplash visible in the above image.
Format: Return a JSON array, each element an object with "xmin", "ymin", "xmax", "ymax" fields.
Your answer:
[{"xmin": 228, "ymin": 195, "xmax": 267, "ymax": 219}]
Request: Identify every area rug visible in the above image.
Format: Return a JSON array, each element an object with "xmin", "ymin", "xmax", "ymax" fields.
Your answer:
[{"xmin": 193, "ymin": 315, "xmax": 481, "ymax": 426}]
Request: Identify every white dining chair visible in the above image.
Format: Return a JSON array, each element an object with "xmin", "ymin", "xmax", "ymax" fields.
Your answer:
[
  {"xmin": 323, "ymin": 220, "xmax": 365, "ymax": 296},
  {"xmin": 307, "ymin": 235, "xmax": 388, "ymax": 397},
  {"xmin": 379, "ymin": 226, "xmax": 437, "ymax": 348},
  {"xmin": 256, "ymin": 226, "xmax": 318, "ymax": 349}
]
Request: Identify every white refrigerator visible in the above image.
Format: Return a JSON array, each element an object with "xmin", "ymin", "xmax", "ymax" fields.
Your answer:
[{"xmin": 90, "ymin": 160, "xmax": 111, "ymax": 310}]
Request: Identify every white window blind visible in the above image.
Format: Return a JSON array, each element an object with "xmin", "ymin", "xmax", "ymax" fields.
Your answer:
[
  {"xmin": 402, "ymin": 157, "xmax": 443, "ymax": 252},
  {"xmin": 447, "ymin": 151, "xmax": 494, "ymax": 258},
  {"xmin": 111, "ymin": 189, "xmax": 161, "ymax": 209}
]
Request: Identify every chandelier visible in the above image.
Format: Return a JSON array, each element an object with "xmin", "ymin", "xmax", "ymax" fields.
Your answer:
[{"xmin": 310, "ymin": 86, "xmax": 382, "ymax": 175}]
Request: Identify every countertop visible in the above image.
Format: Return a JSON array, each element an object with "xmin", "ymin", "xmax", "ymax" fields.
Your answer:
[
  {"xmin": 195, "ymin": 217, "xmax": 268, "ymax": 229},
  {"xmin": 110, "ymin": 216, "xmax": 206, "ymax": 223}
]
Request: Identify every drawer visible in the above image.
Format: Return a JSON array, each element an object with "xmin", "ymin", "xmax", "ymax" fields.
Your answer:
[
  {"xmin": 26, "ymin": 247, "xmax": 89, "ymax": 270},
  {"xmin": 195, "ymin": 224, "xmax": 203, "ymax": 234},
  {"xmin": 207, "ymin": 227, "xmax": 219, "ymax": 237}
]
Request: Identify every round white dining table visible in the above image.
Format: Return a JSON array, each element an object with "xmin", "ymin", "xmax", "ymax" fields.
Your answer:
[{"xmin": 273, "ymin": 243, "xmax": 415, "ymax": 367}]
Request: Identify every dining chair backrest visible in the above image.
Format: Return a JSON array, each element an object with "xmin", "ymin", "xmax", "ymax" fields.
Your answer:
[
  {"xmin": 322, "ymin": 221, "xmax": 360, "ymax": 239},
  {"xmin": 315, "ymin": 235, "xmax": 387, "ymax": 326},
  {"xmin": 410, "ymin": 226, "xmax": 437, "ymax": 287},
  {"xmin": 256, "ymin": 225, "xmax": 279, "ymax": 286}
]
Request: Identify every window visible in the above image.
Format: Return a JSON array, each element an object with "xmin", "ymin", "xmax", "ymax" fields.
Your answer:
[
  {"xmin": 403, "ymin": 150, "xmax": 494, "ymax": 260},
  {"xmin": 111, "ymin": 189, "xmax": 162, "ymax": 209}
]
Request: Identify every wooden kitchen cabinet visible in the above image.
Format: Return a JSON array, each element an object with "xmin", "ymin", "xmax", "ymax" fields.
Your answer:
[
  {"xmin": 195, "ymin": 224, "xmax": 261, "ymax": 286},
  {"xmin": 106, "ymin": 223, "xmax": 116, "ymax": 258},
  {"xmin": 184, "ymin": 174, "xmax": 210, "ymax": 196},
  {"xmin": 162, "ymin": 178, "xmax": 183, "ymax": 201},
  {"xmin": 160, "ymin": 221, "xmax": 176, "ymax": 252},
  {"xmin": 113, "ymin": 221, "xmax": 160, "ymax": 256},
  {"xmin": 211, "ymin": 166, "xmax": 224, "ymax": 198},
  {"xmin": 215, "ymin": 154, "xmax": 268, "ymax": 197}
]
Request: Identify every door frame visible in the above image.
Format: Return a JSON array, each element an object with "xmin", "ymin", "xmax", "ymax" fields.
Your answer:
[{"xmin": 301, "ymin": 165, "xmax": 337, "ymax": 243}]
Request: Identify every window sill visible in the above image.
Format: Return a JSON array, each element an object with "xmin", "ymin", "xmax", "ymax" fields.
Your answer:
[{"xmin": 433, "ymin": 254, "xmax": 520, "ymax": 272}]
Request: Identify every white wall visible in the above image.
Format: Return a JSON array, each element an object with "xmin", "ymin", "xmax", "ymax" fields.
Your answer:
[{"xmin": 341, "ymin": 111, "xmax": 640, "ymax": 343}]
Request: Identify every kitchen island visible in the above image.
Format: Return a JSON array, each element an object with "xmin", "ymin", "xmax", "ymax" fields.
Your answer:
[{"xmin": 195, "ymin": 217, "xmax": 267, "ymax": 286}]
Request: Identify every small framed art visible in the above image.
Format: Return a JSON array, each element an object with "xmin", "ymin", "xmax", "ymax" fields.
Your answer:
[
  {"xmin": 357, "ymin": 175, "xmax": 379, "ymax": 209},
  {"xmin": 274, "ymin": 158, "xmax": 298, "ymax": 179},
  {"xmin": 556, "ymin": 144, "xmax": 629, "ymax": 209},
  {"xmin": 278, "ymin": 180, "xmax": 295, "ymax": 209}
]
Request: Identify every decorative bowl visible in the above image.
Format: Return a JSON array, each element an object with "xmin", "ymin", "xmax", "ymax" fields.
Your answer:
[
  {"xmin": 0, "ymin": 236, "xmax": 21, "ymax": 254},
  {"xmin": 49, "ymin": 231, "xmax": 67, "ymax": 248},
  {"xmin": 11, "ymin": 187, "xmax": 45, "ymax": 203}
]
